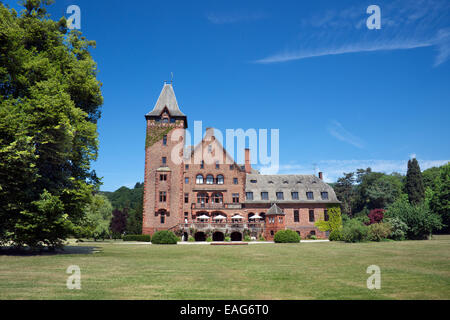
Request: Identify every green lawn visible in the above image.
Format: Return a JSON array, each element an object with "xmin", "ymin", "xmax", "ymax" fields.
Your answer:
[{"xmin": 1, "ymin": 240, "xmax": 449, "ymax": 300}]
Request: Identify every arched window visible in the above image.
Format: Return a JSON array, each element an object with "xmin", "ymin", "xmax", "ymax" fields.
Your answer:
[
  {"xmin": 197, "ymin": 193, "xmax": 209, "ymax": 205},
  {"xmin": 196, "ymin": 174, "xmax": 204, "ymax": 184},
  {"xmin": 217, "ymin": 174, "xmax": 224, "ymax": 185},
  {"xmin": 212, "ymin": 192, "xmax": 223, "ymax": 204},
  {"xmin": 206, "ymin": 174, "xmax": 214, "ymax": 185}
]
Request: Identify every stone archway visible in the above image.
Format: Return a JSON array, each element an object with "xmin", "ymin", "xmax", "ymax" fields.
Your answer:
[
  {"xmin": 230, "ymin": 231, "xmax": 242, "ymax": 241},
  {"xmin": 212, "ymin": 231, "xmax": 224, "ymax": 241},
  {"xmin": 194, "ymin": 232, "xmax": 206, "ymax": 242}
]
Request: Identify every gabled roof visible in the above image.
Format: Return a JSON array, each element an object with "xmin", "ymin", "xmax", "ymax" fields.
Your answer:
[
  {"xmin": 146, "ymin": 83, "xmax": 186, "ymax": 117},
  {"xmin": 184, "ymin": 128, "xmax": 245, "ymax": 172},
  {"xmin": 244, "ymin": 174, "xmax": 340, "ymax": 204},
  {"xmin": 266, "ymin": 203, "xmax": 285, "ymax": 216}
]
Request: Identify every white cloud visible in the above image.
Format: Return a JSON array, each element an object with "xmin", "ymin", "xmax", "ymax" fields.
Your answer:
[
  {"xmin": 257, "ymin": 159, "xmax": 449, "ymax": 182},
  {"xmin": 328, "ymin": 120, "xmax": 365, "ymax": 149},
  {"xmin": 254, "ymin": 0, "xmax": 450, "ymax": 66}
]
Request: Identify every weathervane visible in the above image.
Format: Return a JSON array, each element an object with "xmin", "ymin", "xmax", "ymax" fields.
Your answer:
[{"xmin": 164, "ymin": 72, "xmax": 174, "ymax": 85}]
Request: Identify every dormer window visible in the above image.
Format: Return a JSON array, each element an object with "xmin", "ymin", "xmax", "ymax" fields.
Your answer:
[
  {"xmin": 321, "ymin": 192, "xmax": 329, "ymax": 200},
  {"xmin": 250, "ymin": 180, "xmax": 257, "ymax": 183},
  {"xmin": 162, "ymin": 118, "xmax": 169, "ymax": 123},
  {"xmin": 306, "ymin": 192, "xmax": 314, "ymax": 200}
]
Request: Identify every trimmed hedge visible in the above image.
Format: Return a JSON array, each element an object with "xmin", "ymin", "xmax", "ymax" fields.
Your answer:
[
  {"xmin": 151, "ymin": 230, "xmax": 178, "ymax": 244},
  {"xmin": 123, "ymin": 234, "xmax": 151, "ymax": 242},
  {"xmin": 274, "ymin": 230, "xmax": 300, "ymax": 243}
]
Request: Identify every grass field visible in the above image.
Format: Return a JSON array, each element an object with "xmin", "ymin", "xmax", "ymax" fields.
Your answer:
[{"xmin": 0, "ymin": 240, "xmax": 449, "ymax": 300}]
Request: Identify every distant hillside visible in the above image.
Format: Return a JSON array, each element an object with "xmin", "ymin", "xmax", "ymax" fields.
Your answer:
[{"xmin": 101, "ymin": 182, "xmax": 144, "ymax": 234}]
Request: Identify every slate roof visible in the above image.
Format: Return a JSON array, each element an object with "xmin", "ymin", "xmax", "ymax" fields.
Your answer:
[
  {"xmin": 244, "ymin": 174, "xmax": 340, "ymax": 204},
  {"xmin": 146, "ymin": 83, "xmax": 186, "ymax": 117},
  {"xmin": 265, "ymin": 203, "xmax": 285, "ymax": 216}
]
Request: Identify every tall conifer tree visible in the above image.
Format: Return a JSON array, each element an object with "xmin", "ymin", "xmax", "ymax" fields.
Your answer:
[{"xmin": 406, "ymin": 158, "xmax": 425, "ymax": 205}]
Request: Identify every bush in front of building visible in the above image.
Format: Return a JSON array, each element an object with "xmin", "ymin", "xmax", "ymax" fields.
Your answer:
[
  {"xmin": 274, "ymin": 230, "xmax": 301, "ymax": 243},
  {"xmin": 123, "ymin": 234, "xmax": 151, "ymax": 242},
  {"xmin": 206, "ymin": 237, "xmax": 212, "ymax": 242},
  {"xmin": 225, "ymin": 236, "xmax": 231, "ymax": 242},
  {"xmin": 188, "ymin": 236, "xmax": 195, "ymax": 242},
  {"xmin": 329, "ymin": 229, "xmax": 343, "ymax": 241},
  {"xmin": 151, "ymin": 231, "xmax": 178, "ymax": 244},
  {"xmin": 244, "ymin": 235, "xmax": 251, "ymax": 242},
  {"xmin": 258, "ymin": 235, "xmax": 266, "ymax": 241},
  {"xmin": 342, "ymin": 219, "xmax": 369, "ymax": 243},
  {"xmin": 367, "ymin": 223, "xmax": 392, "ymax": 242}
]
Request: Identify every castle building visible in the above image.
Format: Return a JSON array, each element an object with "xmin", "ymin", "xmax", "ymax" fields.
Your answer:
[{"xmin": 142, "ymin": 83, "xmax": 340, "ymax": 241}]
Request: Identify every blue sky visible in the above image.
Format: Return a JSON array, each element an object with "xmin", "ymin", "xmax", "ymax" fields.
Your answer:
[{"xmin": 5, "ymin": 0, "xmax": 450, "ymax": 190}]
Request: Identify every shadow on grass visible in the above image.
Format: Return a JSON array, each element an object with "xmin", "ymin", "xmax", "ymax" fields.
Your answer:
[{"xmin": 0, "ymin": 245, "xmax": 101, "ymax": 256}]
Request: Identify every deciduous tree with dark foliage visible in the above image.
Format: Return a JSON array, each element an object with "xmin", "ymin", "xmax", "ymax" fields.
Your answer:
[{"xmin": 110, "ymin": 209, "xmax": 128, "ymax": 237}]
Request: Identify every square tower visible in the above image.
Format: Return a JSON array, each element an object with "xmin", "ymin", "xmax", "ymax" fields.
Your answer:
[{"xmin": 142, "ymin": 83, "xmax": 187, "ymax": 235}]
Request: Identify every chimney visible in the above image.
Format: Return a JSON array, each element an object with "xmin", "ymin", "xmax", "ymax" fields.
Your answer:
[
  {"xmin": 245, "ymin": 148, "xmax": 252, "ymax": 174},
  {"xmin": 318, "ymin": 172, "xmax": 323, "ymax": 180}
]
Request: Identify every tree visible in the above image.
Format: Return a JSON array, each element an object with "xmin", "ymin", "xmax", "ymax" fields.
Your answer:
[
  {"xmin": 430, "ymin": 163, "xmax": 450, "ymax": 233},
  {"xmin": 353, "ymin": 171, "xmax": 402, "ymax": 212},
  {"xmin": 102, "ymin": 182, "xmax": 144, "ymax": 234},
  {"xmin": 385, "ymin": 195, "xmax": 442, "ymax": 239},
  {"xmin": 368, "ymin": 209, "xmax": 385, "ymax": 225},
  {"xmin": 405, "ymin": 158, "xmax": 425, "ymax": 205},
  {"xmin": 83, "ymin": 194, "xmax": 113, "ymax": 240},
  {"xmin": 333, "ymin": 173, "xmax": 355, "ymax": 216},
  {"xmin": 0, "ymin": 1, "xmax": 103, "ymax": 249},
  {"xmin": 110, "ymin": 209, "xmax": 127, "ymax": 237}
]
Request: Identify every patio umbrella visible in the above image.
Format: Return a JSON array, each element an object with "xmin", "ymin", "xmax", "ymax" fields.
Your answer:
[
  {"xmin": 250, "ymin": 214, "xmax": 262, "ymax": 220},
  {"xmin": 213, "ymin": 215, "xmax": 226, "ymax": 220},
  {"xmin": 197, "ymin": 215, "xmax": 210, "ymax": 220},
  {"xmin": 231, "ymin": 215, "xmax": 243, "ymax": 220}
]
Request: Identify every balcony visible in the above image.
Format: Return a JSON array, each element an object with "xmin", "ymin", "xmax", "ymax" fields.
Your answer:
[
  {"xmin": 192, "ymin": 203, "xmax": 242, "ymax": 210},
  {"xmin": 179, "ymin": 222, "xmax": 264, "ymax": 231}
]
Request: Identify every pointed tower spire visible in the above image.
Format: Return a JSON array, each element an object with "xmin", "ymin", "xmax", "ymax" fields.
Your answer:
[{"xmin": 145, "ymin": 83, "xmax": 187, "ymax": 127}]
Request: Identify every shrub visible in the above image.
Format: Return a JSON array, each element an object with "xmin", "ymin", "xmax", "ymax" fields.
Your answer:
[
  {"xmin": 367, "ymin": 223, "xmax": 392, "ymax": 241},
  {"xmin": 384, "ymin": 217, "xmax": 409, "ymax": 241},
  {"xmin": 225, "ymin": 236, "xmax": 231, "ymax": 242},
  {"xmin": 342, "ymin": 219, "xmax": 369, "ymax": 243},
  {"xmin": 206, "ymin": 236, "xmax": 212, "ymax": 242},
  {"xmin": 329, "ymin": 229, "xmax": 343, "ymax": 241},
  {"xmin": 315, "ymin": 205, "xmax": 343, "ymax": 233},
  {"xmin": 258, "ymin": 235, "xmax": 266, "ymax": 241},
  {"xmin": 151, "ymin": 230, "xmax": 178, "ymax": 244},
  {"xmin": 123, "ymin": 234, "xmax": 151, "ymax": 242},
  {"xmin": 368, "ymin": 209, "xmax": 385, "ymax": 225},
  {"xmin": 244, "ymin": 235, "xmax": 251, "ymax": 242},
  {"xmin": 274, "ymin": 230, "xmax": 300, "ymax": 243},
  {"xmin": 308, "ymin": 235, "xmax": 317, "ymax": 240},
  {"xmin": 188, "ymin": 236, "xmax": 195, "ymax": 242},
  {"xmin": 385, "ymin": 195, "xmax": 443, "ymax": 239}
]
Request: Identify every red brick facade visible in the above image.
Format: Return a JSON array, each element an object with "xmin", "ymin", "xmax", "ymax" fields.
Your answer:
[{"xmin": 142, "ymin": 84, "xmax": 339, "ymax": 241}]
